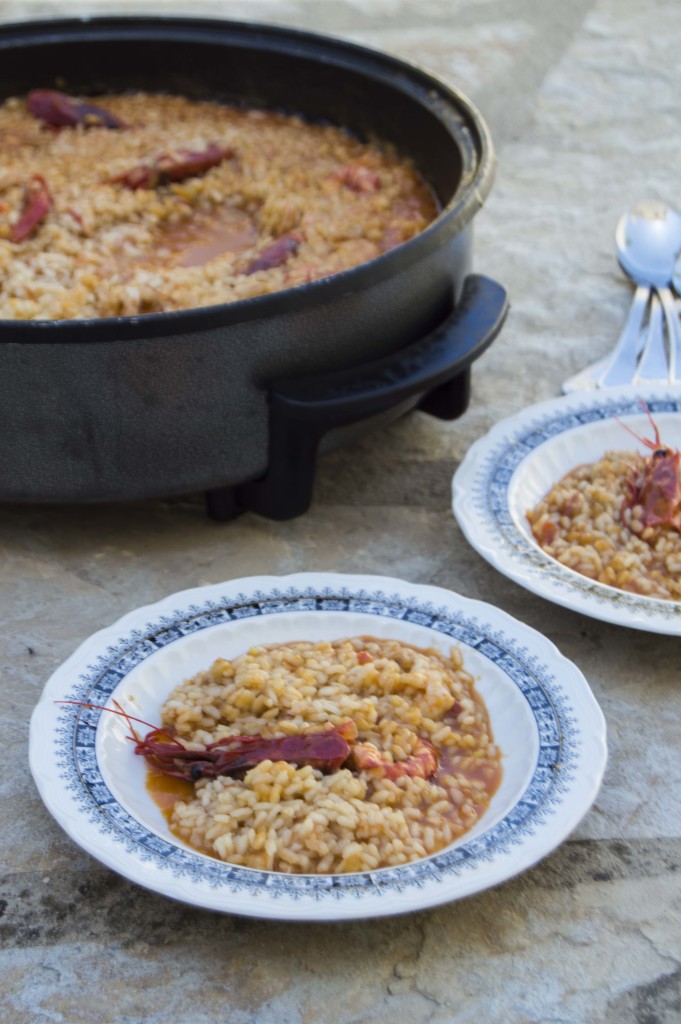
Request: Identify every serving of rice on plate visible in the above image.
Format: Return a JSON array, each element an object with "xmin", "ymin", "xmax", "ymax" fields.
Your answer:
[
  {"xmin": 153, "ymin": 636, "xmax": 501, "ymax": 874},
  {"xmin": 526, "ymin": 450, "xmax": 681, "ymax": 602}
]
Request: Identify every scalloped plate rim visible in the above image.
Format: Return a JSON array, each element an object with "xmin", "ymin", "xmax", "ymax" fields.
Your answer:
[{"xmin": 29, "ymin": 572, "xmax": 607, "ymax": 921}]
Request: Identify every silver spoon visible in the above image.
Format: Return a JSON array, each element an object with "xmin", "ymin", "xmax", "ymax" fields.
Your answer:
[
  {"xmin": 600, "ymin": 200, "xmax": 681, "ymax": 385},
  {"xmin": 634, "ymin": 292, "xmax": 667, "ymax": 382}
]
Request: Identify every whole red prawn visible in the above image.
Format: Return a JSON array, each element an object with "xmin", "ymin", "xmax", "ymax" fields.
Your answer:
[
  {"xmin": 617, "ymin": 402, "xmax": 681, "ymax": 534},
  {"xmin": 60, "ymin": 700, "xmax": 439, "ymax": 782},
  {"xmin": 9, "ymin": 175, "xmax": 51, "ymax": 243}
]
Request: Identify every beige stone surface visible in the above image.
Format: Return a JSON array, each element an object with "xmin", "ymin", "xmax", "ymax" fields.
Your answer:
[{"xmin": 2, "ymin": 1, "xmax": 681, "ymax": 1022}]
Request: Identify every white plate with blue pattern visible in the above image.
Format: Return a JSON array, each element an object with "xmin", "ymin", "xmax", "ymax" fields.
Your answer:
[
  {"xmin": 30, "ymin": 572, "xmax": 606, "ymax": 920},
  {"xmin": 453, "ymin": 386, "xmax": 681, "ymax": 635}
]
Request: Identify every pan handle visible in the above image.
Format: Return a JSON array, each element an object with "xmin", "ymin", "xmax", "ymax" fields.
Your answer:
[{"xmin": 206, "ymin": 273, "xmax": 508, "ymax": 520}]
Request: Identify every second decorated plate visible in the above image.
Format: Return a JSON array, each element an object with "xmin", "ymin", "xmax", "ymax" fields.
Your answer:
[{"xmin": 453, "ymin": 386, "xmax": 681, "ymax": 634}]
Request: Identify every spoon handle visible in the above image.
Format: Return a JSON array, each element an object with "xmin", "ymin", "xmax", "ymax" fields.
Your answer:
[
  {"xmin": 598, "ymin": 284, "xmax": 650, "ymax": 386},
  {"xmin": 634, "ymin": 292, "xmax": 668, "ymax": 382},
  {"xmin": 657, "ymin": 286, "xmax": 680, "ymax": 382}
]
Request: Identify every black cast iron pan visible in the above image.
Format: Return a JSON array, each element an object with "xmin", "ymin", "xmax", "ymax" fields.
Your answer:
[{"xmin": 0, "ymin": 17, "xmax": 507, "ymax": 518}]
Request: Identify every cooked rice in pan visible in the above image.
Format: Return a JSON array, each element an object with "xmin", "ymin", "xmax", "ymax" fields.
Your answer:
[{"xmin": 0, "ymin": 91, "xmax": 436, "ymax": 320}]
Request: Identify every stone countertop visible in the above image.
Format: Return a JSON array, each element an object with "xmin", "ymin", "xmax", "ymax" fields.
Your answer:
[{"xmin": 2, "ymin": 1, "xmax": 680, "ymax": 1022}]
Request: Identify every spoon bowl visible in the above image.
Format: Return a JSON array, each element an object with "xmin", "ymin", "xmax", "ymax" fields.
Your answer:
[{"xmin": 615, "ymin": 200, "xmax": 681, "ymax": 286}]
